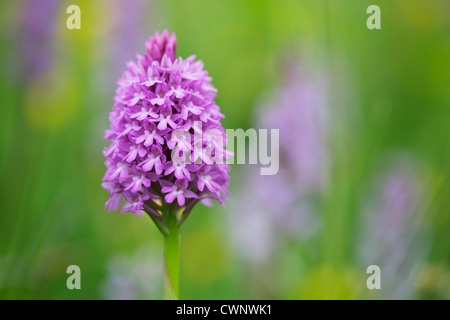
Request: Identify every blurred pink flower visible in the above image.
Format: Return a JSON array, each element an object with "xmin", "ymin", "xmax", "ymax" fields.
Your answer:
[
  {"xmin": 358, "ymin": 157, "xmax": 429, "ymax": 299},
  {"xmin": 231, "ymin": 67, "xmax": 329, "ymax": 262}
]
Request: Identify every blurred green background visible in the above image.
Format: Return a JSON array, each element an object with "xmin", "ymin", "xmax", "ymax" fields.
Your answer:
[{"xmin": 0, "ymin": 0, "xmax": 449, "ymax": 299}]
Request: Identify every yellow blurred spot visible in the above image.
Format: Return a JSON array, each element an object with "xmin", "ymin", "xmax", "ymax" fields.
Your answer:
[
  {"xmin": 396, "ymin": 0, "xmax": 448, "ymax": 29},
  {"xmin": 417, "ymin": 264, "xmax": 450, "ymax": 299},
  {"xmin": 290, "ymin": 265, "xmax": 365, "ymax": 300},
  {"xmin": 181, "ymin": 227, "xmax": 230, "ymax": 284},
  {"xmin": 55, "ymin": 0, "xmax": 115, "ymax": 63},
  {"xmin": 24, "ymin": 67, "xmax": 80, "ymax": 132}
]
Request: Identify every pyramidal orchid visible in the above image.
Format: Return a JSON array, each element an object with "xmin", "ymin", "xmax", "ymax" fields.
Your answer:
[{"xmin": 102, "ymin": 30, "xmax": 231, "ymax": 299}]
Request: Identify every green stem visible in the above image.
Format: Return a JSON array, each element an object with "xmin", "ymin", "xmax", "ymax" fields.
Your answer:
[{"xmin": 163, "ymin": 211, "xmax": 180, "ymax": 300}]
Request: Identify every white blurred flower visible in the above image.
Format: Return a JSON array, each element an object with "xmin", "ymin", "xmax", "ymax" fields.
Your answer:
[
  {"xmin": 358, "ymin": 156, "xmax": 429, "ymax": 299},
  {"xmin": 101, "ymin": 245, "xmax": 162, "ymax": 300}
]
